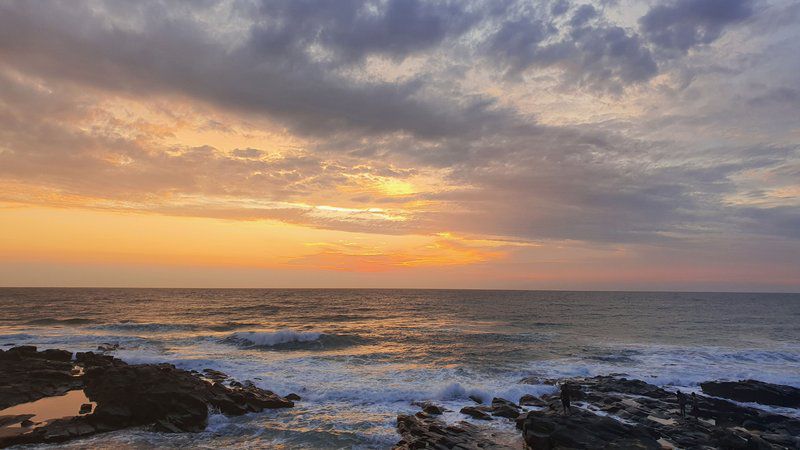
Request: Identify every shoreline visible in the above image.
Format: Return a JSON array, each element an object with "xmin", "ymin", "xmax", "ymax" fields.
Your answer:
[{"xmin": 1, "ymin": 347, "xmax": 799, "ymax": 448}]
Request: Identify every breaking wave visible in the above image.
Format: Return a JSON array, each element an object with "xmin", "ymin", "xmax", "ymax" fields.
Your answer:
[{"xmin": 223, "ymin": 330, "xmax": 368, "ymax": 350}]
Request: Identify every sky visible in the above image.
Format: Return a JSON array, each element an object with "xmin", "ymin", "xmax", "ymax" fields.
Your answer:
[{"xmin": 0, "ymin": 0, "xmax": 798, "ymax": 291}]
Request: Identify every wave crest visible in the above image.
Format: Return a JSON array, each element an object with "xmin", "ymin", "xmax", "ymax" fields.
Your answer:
[{"xmin": 224, "ymin": 330, "xmax": 366, "ymax": 350}]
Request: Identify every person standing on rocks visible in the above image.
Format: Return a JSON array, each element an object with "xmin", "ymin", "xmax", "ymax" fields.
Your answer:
[
  {"xmin": 560, "ymin": 384, "xmax": 571, "ymax": 415},
  {"xmin": 676, "ymin": 390, "xmax": 687, "ymax": 418},
  {"xmin": 691, "ymin": 392, "xmax": 699, "ymax": 419}
]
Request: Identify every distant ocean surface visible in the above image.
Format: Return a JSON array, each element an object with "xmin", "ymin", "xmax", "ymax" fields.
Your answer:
[{"xmin": 1, "ymin": 288, "xmax": 799, "ymax": 448}]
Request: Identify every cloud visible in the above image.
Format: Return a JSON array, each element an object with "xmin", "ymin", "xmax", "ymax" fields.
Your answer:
[
  {"xmin": 0, "ymin": 1, "xmax": 506, "ymax": 140},
  {"xmin": 486, "ymin": 6, "xmax": 658, "ymax": 92},
  {"xmin": 640, "ymin": 0, "xmax": 756, "ymax": 53},
  {"xmin": 0, "ymin": 0, "xmax": 797, "ymax": 267},
  {"xmin": 251, "ymin": 0, "xmax": 480, "ymax": 64}
]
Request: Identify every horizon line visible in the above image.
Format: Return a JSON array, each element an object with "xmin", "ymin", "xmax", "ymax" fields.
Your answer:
[{"xmin": 1, "ymin": 286, "xmax": 798, "ymax": 295}]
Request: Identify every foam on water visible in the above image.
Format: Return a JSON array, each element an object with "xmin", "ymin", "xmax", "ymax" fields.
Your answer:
[
  {"xmin": 2, "ymin": 288, "xmax": 799, "ymax": 447},
  {"xmin": 223, "ymin": 329, "xmax": 370, "ymax": 351},
  {"xmin": 227, "ymin": 330, "xmax": 323, "ymax": 347}
]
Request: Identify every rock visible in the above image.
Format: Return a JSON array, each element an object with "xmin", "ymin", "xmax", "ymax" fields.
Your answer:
[
  {"xmin": 460, "ymin": 406, "xmax": 493, "ymax": 420},
  {"xmin": 82, "ymin": 361, "xmax": 293, "ymax": 432},
  {"xmin": 700, "ymin": 379, "xmax": 800, "ymax": 408},
  {"xmin": 422, "ymin": 403, "xmax": 443, "ymax": 415},
  {"xmin": 286, "ymin": 393, "xmax": 301, "ymax": 401},
  {"xmin": 394, "ymin": 413, "xmax": 514, "ymax": 449},
  {"xmin": 519, "ymin": 394, "xmax": 547, "ymax": 407},
  {"xmin": 0, "ymin": 347, "xmax": 81, "ymax": 409},
  {"xmin": 518, "ymin": 408, "xmax": 662, "ymax": 449},
  {"xmin": 528, "ymin": 375, "xmax": 800, "ymax": 450},
  {"xmin": 0, "ymin": 347, "xmax": 295, "ymax": 448},
  {"xmin": 96, "ymin": 343, "xmax": 120, "ymax": 352},
  {"xmin": 202, "ymin": 368, "xmax": 229, "ymax": 383},
  {"xmin": 468, "ymin": 394, "xmax": 484, "ymax": 404},
  {"xmin": 75, "ymin": 351, "xmax": 119, "ymax": 368},
  {"xmin": 39, "ymin": 349, "xmax": 73, "ymax": 362},
  {"xmin": 490, "ymin": 397, "xmax": 522, "ymax": 419},
  {"xmin": 4, "ymin": 345, "xmax": 38, "ymax": 358},
  {"xmin": 398, "ymin": 375, "xmax": 800, "ymax": 449},
  {"xmin": 586, "ymin": 376, "xmax": 670, "ymax": 399},
  {"xmin": 0, "ymin": 415, "xmax": 34, "ymax": 428}
]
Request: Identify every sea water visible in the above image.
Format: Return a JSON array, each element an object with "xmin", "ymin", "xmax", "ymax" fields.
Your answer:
[{"xmin": 1, "ymin": 288, "xmax": 798, "ymax": 448}]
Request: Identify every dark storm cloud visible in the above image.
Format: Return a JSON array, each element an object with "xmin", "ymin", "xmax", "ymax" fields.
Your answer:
[{"xmin": 640, "ymin": 0, "xmax": 756, "ymax": 53}]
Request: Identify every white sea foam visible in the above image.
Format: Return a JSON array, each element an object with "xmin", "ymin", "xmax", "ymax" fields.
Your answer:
[{"xmin": 228, "ymin": 330, "xmax": 324, "ymax": 347}]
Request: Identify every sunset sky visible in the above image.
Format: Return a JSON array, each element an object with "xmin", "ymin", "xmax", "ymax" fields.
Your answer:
[{"xmin": 1, "ymin": 0, "xmax": 798, "ymax": 290}]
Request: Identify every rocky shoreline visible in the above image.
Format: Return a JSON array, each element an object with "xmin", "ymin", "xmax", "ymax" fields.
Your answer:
[
  {"xmin": 2, "ymin": 346, "xmax": 800, "ymax": 448},
  {"xmin": 394, "ymin": 376, "xmax": 800, "ymax": 449},
  {"xmin": 0, "ymin": 346, "xmax": 295, "ymax": 447}
]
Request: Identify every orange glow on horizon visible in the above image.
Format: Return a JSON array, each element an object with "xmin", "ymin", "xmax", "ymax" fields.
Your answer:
[{"xmin": 0, "ymin": 205, "xmax": 506, "ymax": 272}]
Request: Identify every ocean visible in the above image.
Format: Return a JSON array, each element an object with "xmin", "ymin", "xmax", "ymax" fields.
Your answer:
[{"xmin": 1, "ymin": 288, "xmax": 799, "ymax": 448}]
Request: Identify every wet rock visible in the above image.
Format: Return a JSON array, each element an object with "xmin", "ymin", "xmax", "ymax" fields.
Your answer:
[
  {"xmin": 83, "ymin": 361, "xmax": 293, "ymax": 432},
  {"xmin": 0, "ymin": 415, "xmax": 34, "ymax": 428},
  {"xmin": 586, "ymin": 376, "xmax": 670, "ymax": 399},
  {"xmin": 422, "ymin": 403, "xmax": 444, "ymax": 415},
  {"xmin": 394, "ymin": 413, "xmax": 515, "ymax": 449},
  {"xmin": 0, "ymin": 347, "xmax": 81, "ymax": 409},
  {"xmin": 75, "ymin": 351, "xmax": 119, "ymax": 368},
  {"xmin": 460, "ymin": 406, "xmax": 493, "ymax": 420},
  {"xmin": 519, "ymin": 394, "xmax": 547, "ymax": 407},
  {"xmin": 286, "ymin": 393, "xmax": 301, "ymax": 401},
  {"xmin": 39, "ymin": 349, "xmax": 73, "ymax": 362},
  {"xmin": 700, "ymin": 379, "xmax": 800, "ymax": 408},
  {"xmin": 395, "ymin": 375, "xmax": 800, "ymax": 449},
  {"xmin": 96, "ymin": 343, "xmax": 120, "ymax": 352},
  {"xmin": 3, "ymin": 346, "xmax": 38, "ymax": 359},
  {"xmin": 469, "ymin": 394, "xmax": 484, "ymax": 404},
  {"xmin": 490, "ymin": 397, "xmax": 522, "ymax": 419},
  {"xmin": 527, "ymin": 376, "xmax": 800, "ymax": 449},
  {"xmin": 201, "ymin": 368, "xmax": 229, "ymax": 384},
  {"xmin": 0, "ymin": 347, "xmax": 296, "ymax": 448},
  {"xmin": 517, "ymin": 408, "xmax": 661, "ymax": 449}
]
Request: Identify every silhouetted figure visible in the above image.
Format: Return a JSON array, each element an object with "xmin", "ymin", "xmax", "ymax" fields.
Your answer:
[
  {"xmin": 691, "ymin": 392, "xmax": 699, "ymax": 419},
  {"xmin": 676, "ymin": 390, "xmax": 687, "ymax": 418},
  {"xmin": 560, "ymin": 384, "xmax": 571, "ymax": 415}
]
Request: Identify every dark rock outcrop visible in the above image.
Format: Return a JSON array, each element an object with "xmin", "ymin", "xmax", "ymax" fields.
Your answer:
[
  {"xmin": 396, "ymin": 375, "xmax": 800, "ymax": 449},
  {"xmin": 518, "ymin": 376, "xmax": 800, "ymax": 449},
  {"xmin": 0, "ymin": 347, "xmax": 81, "ymax": 409},
  {"xmin": 394, "ymin": 413, "xmax": 516, "ymax": 449},
  {"xmin": 517, "ymin": 408, "xmax": 661, "ymax": 449},
  {"xmin": 460, "ymin": 405, "xmax": 493, "ymax": 420},
  {"xmin": 519, "ymin": 394, "xmax": 547, "ymax": 407},
  {"xmin": 0, "ymin": 347, "xmax": 295, "ymax": 448},
  {"xmin": 458, "ymin": 398, "xmax": 523, "ymax": 421},
  {"xmin": 701, "ymin": 379, "xmax": 800, "ymax": 408},
  {"xmin": 490, "ymin": 397, "xmax": 523, "ymax": 419}
]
